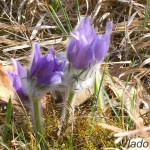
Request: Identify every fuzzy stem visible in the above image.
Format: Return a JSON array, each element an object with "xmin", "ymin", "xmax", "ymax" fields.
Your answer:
[
  {"xmin": 62, "ymin": 90, "xmax": 75, "ymax": 122},
  {"xmin": 68, "ymin": 91, "xmax": 75, "ymax": 106},
  {"xmin": 67, "ymin": 91, "xmax": 75, "ymax": 119},
  {"xmin": 31, "ymin": 97, "xmax": 43, "ymax": 139},
  {"xmin": 58, "ymin": 90, "xmax": 75, "ymax": 135}
]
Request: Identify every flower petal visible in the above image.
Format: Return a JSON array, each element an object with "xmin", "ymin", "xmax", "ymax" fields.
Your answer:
[
  {"xmin": 37, "ymin": 72, "xmax": 62, "ymax": 85},
  {"xmin": 92, "ymin": 33, "xmax": 111, "ymax": 61},
  {"xmin": 67, "ymin": 37, "xmax": 77, "ymax": 62},
  {"xmin": 73, "ymin": 46, "xmax": 95, "ymax": 69},
  {"xmin": 29, "ymin": 42, "xmax": 42, "ymax": 78},
  {"xmin": 46, "ymin": 47, "xmax": 54, "ymax": 55},
  {"xmin": 36, "ymin": 53, "xmax": 54, "ymax": 76},
  {"xmin": 7, "ymin": 71, "xmax": 15, "ymax": 83},
  {"xmin": 76, "ymin": 16, "xmax": 96, "ymax": 43},
  {"xmin": 7, "ymin": 71, "xmax": 28, "ymax": 100},
  {"xmin": 54, "ymin": 52, "xmax": 67, "ymax": 71},
  {"xmin": 68, "ymin": 34, "xmax": 95, "ymax": 69},
  {"xmin": 106, "ymin": 21, "xmax": 113, "ymax": 33},
  {"xmin": 92, "ymin": 22, "xmax": 113, "ymax": 62},
  {"xmin": 12, "ymin": 59, "xmax": 25, "ymax": 77}
]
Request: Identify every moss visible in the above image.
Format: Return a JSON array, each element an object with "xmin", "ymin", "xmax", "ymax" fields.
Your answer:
[{"xmin": 70, "ymin": 116, "xmax": 121, "ymax": 149}]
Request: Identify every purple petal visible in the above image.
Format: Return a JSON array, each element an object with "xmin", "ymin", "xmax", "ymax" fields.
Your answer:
[
  {"xmin": 73, "ymin": 46, "xmax": 95, "ymax": 69},
  {"xmin": 7, "ymin": 71, "xmax": 15, "ymax": 83},
  {"xmin": 12, "ymin": 74, "xmax": 25, "ymax": 97},
  {"xmin": 37, "ymin": 72, "xmax": 62, "ymax": 85},
  {"xmin": 68, "ymin": 34, "xmax": 95, "ymax": 69},
  {"xmin": 46, "ymin": 47, "xmax": 54, "ymax": 55},
  {"xmin": 36, "ymin": 54, "xmax": 54, "ymax": 76},
  {"xmin": 55, "ymin": 52, "xmax": 66, "ymax": 62},
  {"xmin": 67, "ymin": 34, "xmax": 87, "ymax": 62},
  {"xmin": 69, "ymin": 39, "xmax": 94, "ymax": 69},
  {"xmin": 67, "ymin": 38, "xmax": 77, "ymax": 61},
  {"xmin": 91, "ymin": 21, "xmax": 113, "ymax": 61},
  {"xmin": 54, "ymin": 52, "xmax": 67, "ymax": 71},
  {"xmin": 29, "ymin": 42, "xmax": 42, "ymax": 78},
  {"xmin": 92, "ymin": 33, "xmax": 110, "ymax": 61},
  {"xmin": 76, "ymin": 16, "xmax": 96, "ymax": 43},
  {"xmin": 7, "ymin": 72, "xmax": 28, "ymax": 100},
  {"xmin": 54, "ymin": 60, "xmax": 67, "ymax": 71},
  {"xmin": 106, "ymin": 21, "xmax": 113, "ymax": 33},
  {"xmin": 12, "ymin": 59, "xmax": 25, "ymax": 77}
]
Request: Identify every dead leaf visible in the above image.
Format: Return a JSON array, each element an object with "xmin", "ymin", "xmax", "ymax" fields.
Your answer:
[{"xmin": 0, "ymin": 63, "xmax": 19, "ymax": 105}]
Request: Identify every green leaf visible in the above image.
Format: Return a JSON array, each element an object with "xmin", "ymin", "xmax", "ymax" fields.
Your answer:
[
  {"xmin": 49, "ymin": 0, "xmax": 59, "ymax": 11},
  {"xmin": 57, "ymin": 0, "xmax": 72, "ymax": 32},
  {"xmin": 3, "ymin": 97, "xmax": 13, "ymax": 142},
  {"xmin": 75, "ymin": 0, "xmax": 81, "ymax": 22},
  {"xmin": 46, "ymin": 3, "xmax": 68, "ymax": 35}
]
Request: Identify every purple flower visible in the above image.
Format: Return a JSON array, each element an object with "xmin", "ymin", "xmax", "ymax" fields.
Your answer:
[
  {"xmin": 67, "ymin": 16, "xmax": 113, "ymax": 69},
  {"xmin": 29, "ymin": 43, "xmax": 66, "ymax": 86},
  {"xmin": 7, "ymin": 42, "xmax": 66, "ymax": 99}
]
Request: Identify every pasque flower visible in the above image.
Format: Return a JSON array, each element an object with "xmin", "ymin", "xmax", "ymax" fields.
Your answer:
[
  {"xmin": 7, "ymin": 42, "xmax": 66, "ymax": 99},
  {"xmin": 64, "ymin": 17, "xmax": 113, "ymax": 91},
  {"xmin": 58, "ymin": 17, "xmax": 113, "ymax": 132},
  {"xmin": 7, "ymin": 42, "xmax": 66, "ymax": 138},
  {"xmin": 67, "ymin": 16, "xmax": 113, "ymax": 69},
  {"xmin": 29, "ymin": 43, "xmax": 66, "ymax": 86}
]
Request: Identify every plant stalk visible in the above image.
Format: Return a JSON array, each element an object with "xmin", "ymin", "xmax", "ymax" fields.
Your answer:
[
  {"xmin": 58, "ymin": 90, "xmax": 75, "ymax": 135},
  {"xmin": 30, "ymin": 96, "xmax": 43, "ymax": 139}
]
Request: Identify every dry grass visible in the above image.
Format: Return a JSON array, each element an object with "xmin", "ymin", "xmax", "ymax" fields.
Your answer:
[{"xmin": 0, "ymin": 0, "xmax": 150, "ymax": 149}]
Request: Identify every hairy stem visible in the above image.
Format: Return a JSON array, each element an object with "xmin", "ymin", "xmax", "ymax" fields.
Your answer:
[
  {"xmin": 30, "ymin": 96, "xmax": 43, "ymax": 139},
  {"xmin": 58, "ymin": 90, "xmax": 75, "ymax": 135}
]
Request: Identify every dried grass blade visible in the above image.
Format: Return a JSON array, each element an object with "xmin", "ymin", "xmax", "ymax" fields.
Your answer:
[
  {"xmin": 114, "ymin": 126, "xmax": 150, "ymax": 137},
  {"xmin": 98, "ymin": 123, "xmax": 123, "ymax": 132},
  {"xmin": 17, "ymin": 0, "xmax": 27, "ymax": 24},
  {"xmin": 3, "ymin": 38, "xmax": 62, "ymax": 52},
  {"xmin": 30, "ymin": 14, "xmax": 46, "ymax": 40},
  {"xmin": 140, "ymin": 58, "xmax": 150, "ymax": 67},
  {"xmin": 91, "ymin": 0, "xmax": 102, "ymax": 23},
  {"xmin": 127, "ymin": 11, "xmax": 138, "ymax": 27},
  {"xmin": 119, "ymin": 68, "xmax": 149, "ymax": 78}
]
